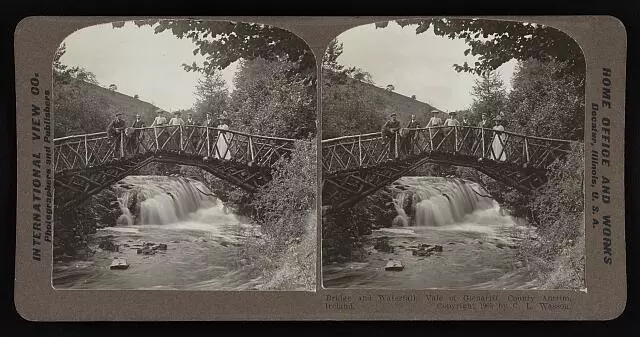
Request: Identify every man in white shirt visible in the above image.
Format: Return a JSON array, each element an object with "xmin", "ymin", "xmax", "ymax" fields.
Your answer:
[
  {"xmin": 169, "ymin": 111, "xmax": 184, "ymax": 126},
  {"xmin": 444, "ymin": 111, "xmax": 460, "ymax": 127},
  {"xmin": 426, "ymin": 109, "xmax": 442, "ymax": 127},
  {"xmin": 151, "ymin": 109, "xmax": 167, "ymax": 127}
]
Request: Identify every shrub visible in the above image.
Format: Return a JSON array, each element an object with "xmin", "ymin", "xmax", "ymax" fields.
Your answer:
[
  {"xmin": 520, "ymin": 142, "xmax": 585, "ymax": 288},
  {"xmin": 251, "ymin": 140, "xmax": 316, "ymax": 247}
]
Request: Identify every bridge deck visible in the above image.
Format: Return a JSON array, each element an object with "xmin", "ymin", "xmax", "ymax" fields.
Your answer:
[
  {"xmin": 322, "ymin": 126, "xmax": 576, "ymax": 210},
  {"xmin": 54, "ymin": 126, "xmax": 296, "ymax": 210}
]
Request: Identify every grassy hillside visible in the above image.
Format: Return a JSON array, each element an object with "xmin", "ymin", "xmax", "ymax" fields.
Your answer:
[
  {"xmin": 358, "ymin": 80, "xmax": 442, "ymax": 124},
  {"xmin": 321, "ymin": 74, "xmax": 443, "ymax": 139},
  {"xmin": 54, "ymin": 79, "xmax": 162, "ymax": 138}
]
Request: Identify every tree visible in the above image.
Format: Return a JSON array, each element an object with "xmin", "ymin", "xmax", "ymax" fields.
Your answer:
[
  {"xmin": 108, "ymin": 84, "xmax": 117, "ymax": 91},
  {"xmin": 321, "ymin": 39, "xmax": 386, "ymax": 139},
  {"xmin": 228, "ymin": 58, "xmax": 316, "ymax": 139},
  {"xmin": 469, "ymin": 71, "xmax": 507, "ymax": 124},
  {"xmin": 504, "ymin": 58, "xmax": 584, "ymax": 140},
  {"xmin": 53, "ymin": 43, "xmax": 99, "ymax": 85},
  {"xmin": 376, "ymin": 18, "xmax": 585, "ymax": 79},
  {"xmin": 193, "ymin": 72, "xmax": 229, "ymax": 120},
  {"xmin": 322, "ymin": 39, "xmax": 374, "ymax": 86},
  {"xmin": 53, "ymin": 43, "xmax": 110, "ymax": 137},
  {"xmin": 113, "ymin": 20, "xmax": 315, "ymax": 81},
  {"xmin": 251, "ymin": 140, "xmax": 316, "ymax": 249}
]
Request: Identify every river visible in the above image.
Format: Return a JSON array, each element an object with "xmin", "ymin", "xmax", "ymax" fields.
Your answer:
[
  {"xmin": 52, "ymin": 176, "xmax": 266, "ymax": 290},
  {"xmin": 323, "ymin": 176, "xmax": 540, "ymax": 290}
]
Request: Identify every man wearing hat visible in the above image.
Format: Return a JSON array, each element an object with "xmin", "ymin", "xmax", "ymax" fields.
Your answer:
[
  {"xmin": 151, "ymin": 108, "xmax": 167, "ymax": 127},
  {"xmin": 127, "ymin": 113, "xmax": 145, "ymax": 155},
  {"xmin": 381, "ymin": 112, "xmax": 401, "ymax": 159},
  {"xmin": 401, "ymin": 114, "xmax": 420, "ymax": 156},
  {"xmin": 107, "ymin": 112, "xmax": 126, "ymax": 159},
  {"xmin": 426, "ymin": 109, "xmax": 443, "ymax": 128}
]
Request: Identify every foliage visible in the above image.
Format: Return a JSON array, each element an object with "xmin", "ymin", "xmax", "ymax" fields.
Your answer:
[
  {"xmin": 469, "ymin": 71, "xmax": 508, "ymax": 124},
  {"xmin": 53, "ymin": 44, "xmax": 115, "ymax": 137},
  {"xmin": 321, "ymin": 77, "xmax": 387, "ymax": 139},
  {"xmin": 251, "ymin": 140, "xmax": 316, "ymax": 248},
  {"xmin": 520, "ymin": 142, "xmax": 585, "ymax": 288},
  {"xmin": 53, "ymin": 43, "xmax": 99, "ymax": 85},
  {"xmin": 377, "ymin": 18, "xmax": 585, "ymax": 79},
  {"xmin": 322, "ymin": 39, "xmax": 374, "ymax": 85},
  {"xmin": 114, "ymin": 20, "xmax": 316, "ymax": 82},
  {"xmin": 193, "ymin": 72, "xmax": 229, "ymax": 121},
  {"xmin": 321, "ymin": 39, "xmax": 386, "ymax": 139},
  {"xmin": 228, "ymin": 58, "xmax": 316, "ymax": 139},
  {"xmin": 322, "ymin": 188, "xmax": 396, "ymax": 264},
  {"xmin": 194, "ymin": 72, "xmax": 229, "ymax": 121},
  {"xmin": 504, "ymin": 58, "xmax": 585, "ymax": 140}
]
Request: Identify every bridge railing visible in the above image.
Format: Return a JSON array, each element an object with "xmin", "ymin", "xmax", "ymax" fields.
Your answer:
[
  {"xmin": 322, "ymin": 126, "xmax": 574, "ymax": 173},
  {"xmin": 54, "ymin": 126, "xmax": 296, "ymax": 173}
]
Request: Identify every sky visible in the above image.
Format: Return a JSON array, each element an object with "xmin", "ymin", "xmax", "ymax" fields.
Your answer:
[
  {"xmin": 334, "ymin": 21, "xmax": 518, "ymax": 112},
  {"xmin": 59, "ymin": 21, "xmax": 239, "ymax": 112}
]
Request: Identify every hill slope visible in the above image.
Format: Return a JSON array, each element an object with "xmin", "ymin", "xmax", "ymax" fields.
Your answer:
[{"xmin": 54, "ymin": 79, "xmax": 162, "ymax": 138}]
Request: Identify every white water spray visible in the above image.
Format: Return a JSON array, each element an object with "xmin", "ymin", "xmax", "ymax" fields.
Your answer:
[{"xmin": 392, "ymin": 177, "xmax": 497, "ymax": 227}]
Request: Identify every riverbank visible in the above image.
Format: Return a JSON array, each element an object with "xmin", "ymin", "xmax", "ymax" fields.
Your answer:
[{"xmin": 322, "ymin": 172, "xmax": 584, "ymax": 290}]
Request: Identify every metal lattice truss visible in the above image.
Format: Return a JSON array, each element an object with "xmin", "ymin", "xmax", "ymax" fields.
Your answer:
[
  {"xmin": 322, "ymin": 126, "xmax": 575, "ymax": 210},
  {"xmin": 54, "ymin": 126, "xmax": 296, "ymax": 211}
]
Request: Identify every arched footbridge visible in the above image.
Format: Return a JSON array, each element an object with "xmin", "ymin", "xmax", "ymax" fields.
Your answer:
[
  {"xmin": 54, "ymin": 126, "xmax": 295, "ymax": 211},
  {"xmin": 322, "ymin": 126, "xmax": 576, "ymax": 211}
]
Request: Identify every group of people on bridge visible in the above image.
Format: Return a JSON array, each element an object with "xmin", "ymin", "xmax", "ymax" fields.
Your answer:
[
  {"xmin": 380, "ymin": 109, "xmax": 508, "ymax": 161},
  {"xmin": 106, "ymin": 108, "xmax": 233, "ymax": 160}
]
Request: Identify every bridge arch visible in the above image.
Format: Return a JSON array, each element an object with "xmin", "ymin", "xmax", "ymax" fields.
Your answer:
[
  {"xmin": 54, "ymin": 126, "xmax": 295, "ymax": 211},
  {"xmin": 322, "ymin": 126, "xmax": 575, "ymax": 211}
]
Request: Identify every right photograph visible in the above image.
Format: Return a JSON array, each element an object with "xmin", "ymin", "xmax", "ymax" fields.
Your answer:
[{"xmin": 321, "ymin": 18, "xmax": 586, "ymax": 290}]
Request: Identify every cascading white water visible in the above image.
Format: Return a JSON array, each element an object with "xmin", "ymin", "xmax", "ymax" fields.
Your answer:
[
  {"xmin": 115, "ymin": 176, "xmax": 219, "ymax": 226},
  {"xmin": 116, "ymin": 190, "xmax": 134, "ymax": 226},
  {"xmin": 392, "ymin": 177, "xmax": 496, "ymax": 227}
]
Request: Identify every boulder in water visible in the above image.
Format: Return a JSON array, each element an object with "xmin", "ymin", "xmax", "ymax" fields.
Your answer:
[
  {"xmin": 110, "ymin": 258, "xmax": 129, "ymax": 270},
  {"xmin": 385, "ymin": 260, "xmax": 404, "ymax": 271},
  {"xmin": 412, "ymin": 244, "xmax": 443, "ymax": 256},
  {"xmin": 137, "ymin": 247, "xmax": 155, "ymax": 255}
]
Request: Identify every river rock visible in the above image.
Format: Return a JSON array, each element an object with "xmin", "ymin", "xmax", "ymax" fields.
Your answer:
[
  {"xmin": 384, "ymin": 260, "xmax": 404, "ymax": 271},
  {"xmin": 110, "ymin": 258, "xmax": 129, "ymax": 270},
  {"xmin": 496, "ymin": 243, "xmax": 505, "ymax": 249},
  {"xmin": 137, "ymin": 247, "xmax": 155, "ymax": 255},
  {"xmin": 412, "ymin": 244, "xmax": 443, "ymax": 256}
]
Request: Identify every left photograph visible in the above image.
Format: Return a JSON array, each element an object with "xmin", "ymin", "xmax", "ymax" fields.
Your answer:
[{"xmin": 51, "ymin": 19, "xmax": 317, "ymax": 291}]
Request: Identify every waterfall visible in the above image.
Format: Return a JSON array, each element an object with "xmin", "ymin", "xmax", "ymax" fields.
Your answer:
[
  {"xmin": 391, "ymin": 192, "xmax": 409, "ymax": 227},
  {"xmin": 116, "ymin": 176, "xmax": 217, "ymax": 226},
  {"xmin": 392, "ymin": 177, "xmax": 496, "ymax": 227},
  {"xmin": 116, "ymin": 190, "xmax": 134, "ymax": 226}
]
